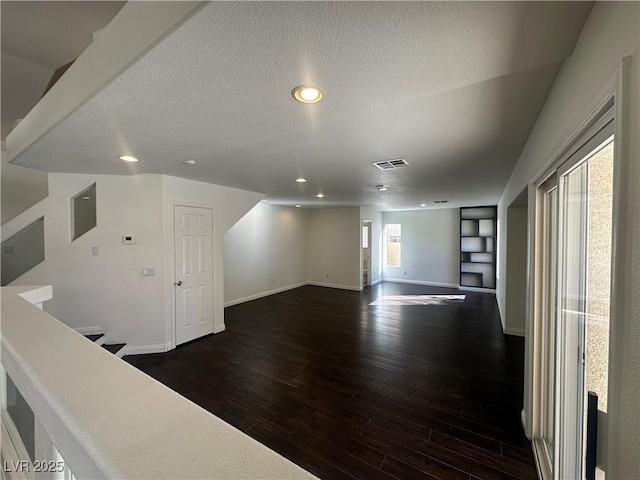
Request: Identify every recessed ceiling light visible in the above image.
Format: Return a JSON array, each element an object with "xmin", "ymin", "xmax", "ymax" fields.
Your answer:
[
  {"xmin": 119, "ymin": 155, "xmax": 139, "ymax": 162},
  {"xmin": 292, "ymin": 85, "xmax": 324, "ymax": 104},
  {"xmin": 296, "ymin": 178, "xmax": 307, "ymax": 183},
  {"xmin": 182, "ymin": 160, "xmax": 196, "ymax": 166},
  {"xmin": 82, "ymin": 196, "xmax": 91, "ymax": 200},
  {"xmin": 316, "ymin": 193, "xmax": 325, "ymax": 198},
  {"xmin": 295, "ymin": 205, "xmax": 302, "ymax": 208},
  {"xmin": 420, "ymin": 203, "xmax": 427, "ymax": 207}
]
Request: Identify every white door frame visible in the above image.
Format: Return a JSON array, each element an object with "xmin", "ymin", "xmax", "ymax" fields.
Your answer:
[{"xmin": 169, "ymin": 201, "xmax": 215, "ymax": 350}]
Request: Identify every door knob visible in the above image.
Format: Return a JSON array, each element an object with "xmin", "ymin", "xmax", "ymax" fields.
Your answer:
[{"xmin": 174, "ymin": 280, "xmax": 183, "ymax": 286}]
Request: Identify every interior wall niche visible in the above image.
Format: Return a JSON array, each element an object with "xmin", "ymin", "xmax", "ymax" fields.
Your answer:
[
  {"xmin": 72, "ymin": 183, "xmax": 97, "ymax": 241},
  {"xmin": 1, "ymin": 216, "xmax": 45, "ymax": 286},
  {"xmin": 460, "ymin": 206, "xmax": 497, "ymax": 289}
]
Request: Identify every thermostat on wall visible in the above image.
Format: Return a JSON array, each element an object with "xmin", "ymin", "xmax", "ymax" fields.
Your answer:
[{"xmin": 122, "ymin": 235, "xmax": 136, "ymax": 245}]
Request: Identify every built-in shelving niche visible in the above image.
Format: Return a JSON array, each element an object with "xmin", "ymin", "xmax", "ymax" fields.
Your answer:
[{"xmin": 460, "ymin": 206, "xmax": 496, "ymax": 289}]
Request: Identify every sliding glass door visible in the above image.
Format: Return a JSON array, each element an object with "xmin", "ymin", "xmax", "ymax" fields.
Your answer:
[
  {"xmin": 536, "ymin": 114, "xmax": 614, "ymax": 479},
  {"xmin": 557, "ymin": 157, "xmax": 589, "ymax": 479}
]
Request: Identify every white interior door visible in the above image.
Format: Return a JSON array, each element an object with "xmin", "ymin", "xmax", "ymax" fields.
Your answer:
[{"xmin": 174, "ymin": 205, "xmax": 214, "ymax": 345}]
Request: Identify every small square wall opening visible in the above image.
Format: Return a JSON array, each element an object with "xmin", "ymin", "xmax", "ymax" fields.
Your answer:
[{"xmin": 72, "ymin": 183, "xmax": 97, "ymax": 241}]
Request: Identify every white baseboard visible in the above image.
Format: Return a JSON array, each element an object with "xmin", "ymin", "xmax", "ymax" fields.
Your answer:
[
  {"xmin": 213, "ymin": 323, "xmax": 226, "ymax": 334},
  {"xmin": 73, "ymin": 326, "xmax": 102, "ymax": 335},
  {"xmin": 370, "ymin": 278, "xmax": 383, "ymax": 286},
  {"xmin": 224, "ymin": 281, "xmax": 308, "ymax": 307},
  {"xmin": 124, "ymin": 343, "xmax": 170, "ymax": 356},
  {"xmin": 458, "ymin": 286, "xmax": 497, "ymax": 294},
  {"xmin": 505, "ymin": 327, "xmax": 526, "ymax": 337},
  {"xmin": 307, "ymin": 281, "xmax": 362, "ymax": 292},
  {"xmin": 521, "ymin": 409, "xmax": 527, "ymax": 432},
  {"xmin": 382, "ymin": 278, "xmax": 458, "ymax": 289}
]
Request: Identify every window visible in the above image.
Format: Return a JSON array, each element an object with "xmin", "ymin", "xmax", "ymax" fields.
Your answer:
[
  {"xmin": 71, "ymin": 183, "xmax": 97, "ymax": 241},
  {"xmin": 385, "ymin": 224, "xmax": 401, "ymax": 267}
]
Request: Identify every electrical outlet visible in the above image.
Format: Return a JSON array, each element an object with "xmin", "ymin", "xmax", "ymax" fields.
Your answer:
[
  {"xmin": 404, "ymin": 270, "xmax": 407, "ymax": 275},
  {"xmin": 272, "ymin": 279, "xmax": 275, "ymax": 285},
  {"xmin": 142, "ymin": 267, "xmax": 156, "ymax": 277},
  {"xmin": 92, "ymin": 246, "xmax": 99, "ymax": 256},
  {"xmin": 326, "ymin": 273, "xmax": 329, "ymax": 278}
]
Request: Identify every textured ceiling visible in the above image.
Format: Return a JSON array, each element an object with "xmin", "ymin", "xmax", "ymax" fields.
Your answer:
[
  {"xmin": 11, "ymin": 1, "xmax": 594, "ymax": 210},
  {"xmin": 0, "ymin": 1, "xmax": 125, "ymax": 139}
]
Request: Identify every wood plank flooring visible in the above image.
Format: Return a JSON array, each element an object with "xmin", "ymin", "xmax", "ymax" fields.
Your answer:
[{"xmin": 125, "ymin": 283, "xmax": 536, "ymax": 479}]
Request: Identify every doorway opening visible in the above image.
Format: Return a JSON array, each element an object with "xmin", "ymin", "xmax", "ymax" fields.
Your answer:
[
  {"xmin": 362, "ymin": 221, "xmax": 372, "ymax": 287},
  {"xmin": 505, "ymin": 188, "xmax": 529, "ymax": 336}
]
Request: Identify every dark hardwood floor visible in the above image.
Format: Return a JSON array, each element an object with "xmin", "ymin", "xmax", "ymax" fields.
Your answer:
[{"xmin": 125, "ymin": 283, "xmax": 536, "ymax": 479}]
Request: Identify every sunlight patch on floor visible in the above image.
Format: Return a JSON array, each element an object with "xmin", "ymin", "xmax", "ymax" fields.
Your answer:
[{"xmin": 369, "ymin": 294, "xmax": 466, "ymax": 306}]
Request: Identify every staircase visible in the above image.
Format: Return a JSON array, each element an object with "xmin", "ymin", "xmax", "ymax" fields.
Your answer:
[
  {"xmin": 84, "ymin": 334, "xmax": 126, "ymax": 358},
  {"xmin": 1, "ymin": 163, "xmax": 130, "ymax": 357}
]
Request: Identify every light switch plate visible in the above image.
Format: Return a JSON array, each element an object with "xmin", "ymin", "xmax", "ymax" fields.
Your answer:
[
  {"xmin": 142, "ymin": 267, "xmax": 156, "ymax": 277},
  {"xmin": 92, "ymin": 246, "xmax": 99, "ymax": 256}
]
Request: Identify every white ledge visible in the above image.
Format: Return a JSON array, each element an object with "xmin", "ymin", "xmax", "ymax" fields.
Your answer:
[
  {"xmin": 1, "ymin": 286, "xmax": 316, "ymax": 479},
  {"xmin": 5, "ymin": 285, "xmax": 53, "ymax": 306}
]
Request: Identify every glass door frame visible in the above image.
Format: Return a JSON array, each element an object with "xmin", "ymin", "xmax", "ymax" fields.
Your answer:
[
  {"xmin": 532, "ymin": 173, "xmax": 559, "ymax": 480},
  {"xmin": 531, "ymin": 101, "xmax": 615, "ymax": 480}
]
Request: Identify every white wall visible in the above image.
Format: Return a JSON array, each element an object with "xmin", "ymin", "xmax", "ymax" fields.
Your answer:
[
  {"xmin": 307, "ymin": 208, "xmax": 361, "ymax": 290},
  {"xmin": 382, "ymin": 208, "xmax": 459, "ymax": 287},
  {"xmin": 224, "ymin": 203, "xmax": 308, "ymax": 306},
  {"xmin": 495, "ymin": 3, "xmax": 639, "ymax": 476},
  {"xmin": 11, "ymin": 173, "xmax": 167, "ymax": 350},
  {"xmin": 498, "ymin": 1, "xmax": 639, "ymax": 301},
  {"xmin": 162, "ymin": 175, "xmax": 263, "ymax": 342},
  {"xmin": 360, "ymin": 207, "xmax": 382, "ymax": 285},
  {"xmin": 5, "ymin": 172, "xmax": 262, "ymax": 352},
  {"xmin": 1, "ymin": 149, "xmax": 48, "ymax": 225}
]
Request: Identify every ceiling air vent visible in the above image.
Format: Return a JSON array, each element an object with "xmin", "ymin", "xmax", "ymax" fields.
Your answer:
[
  {"xmin": 434, "ymin": 200, "xmax": 448, "ymax": 204},
  {"xmin": 373, "ymin": 158, "xmax": 409, "ymax": 170}
]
